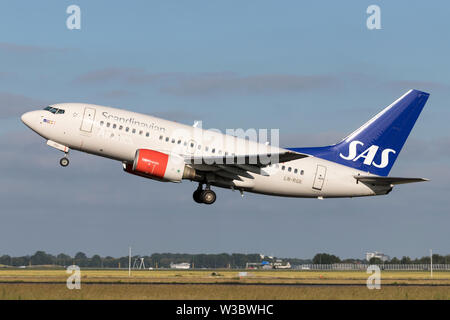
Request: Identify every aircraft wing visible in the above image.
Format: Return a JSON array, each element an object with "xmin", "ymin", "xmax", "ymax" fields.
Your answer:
[
  {"xmin": 354, "ymin": 175, "xmax": 429, "ymax": 185},
  {"xmin": 184, "ymin": 151, "xmax": 308, "ymax": 178},
  {"xmin": 185, "ymin": 151, "xmax": 308, "ymax": 168}
]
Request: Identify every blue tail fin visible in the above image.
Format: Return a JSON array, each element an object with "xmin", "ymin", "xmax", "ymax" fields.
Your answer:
[{"xmin": 287, "ymin": 89, "xmax": 429, "ymax": 176}]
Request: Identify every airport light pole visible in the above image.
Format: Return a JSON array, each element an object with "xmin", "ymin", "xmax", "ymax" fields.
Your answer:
[
  {"xmin": 129, "ymin": 247, "xmax": 131, "ymax": 277},
  {"xmin": 430, "ymin": 249, "xmax": 433, "ymax": 278}
]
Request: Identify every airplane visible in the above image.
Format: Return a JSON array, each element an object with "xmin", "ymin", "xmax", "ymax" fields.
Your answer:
[{"xmin": 21, "ymin": 89, "xmax": 429, "ymax": 205}]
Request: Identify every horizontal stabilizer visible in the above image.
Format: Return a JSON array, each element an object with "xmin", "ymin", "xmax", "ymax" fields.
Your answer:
[{"xmin": 354, "ymin": 175, "xmax": 429, "ymax": 185}]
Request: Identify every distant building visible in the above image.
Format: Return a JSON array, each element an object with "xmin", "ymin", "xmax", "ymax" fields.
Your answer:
[
  {"xmin": 170, "ymin": 262, "xmax": 190, "ymax": 269},
  {"xmin": 246, "ymin": 260, "xmax": 291, "ymax": 269},
  {"xmin": 273, "ymin": 261, "xmax": 291, "ymax": 269},
  {"xmin": 365, "ymin": 252, "xmax": 390, "ymax": 262}
]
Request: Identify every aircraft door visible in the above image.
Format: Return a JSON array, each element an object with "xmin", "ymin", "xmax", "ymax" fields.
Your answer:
[
  {"xmin": 80, "ymin": 107, "xmax": 96, "ymax": 133},
  {"xmin": 312, "ymin": 165, "xmax": 327, "ymax": 190}
]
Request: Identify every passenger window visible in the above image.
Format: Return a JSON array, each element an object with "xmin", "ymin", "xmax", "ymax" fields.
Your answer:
[
  {"xmin": 132, "ymin": 129, "xmax": 136, "ymax": 134},
  {"xmin": 106, "ymin": 123, "xmax": 110, "ymax": 128},
  {"xmin": 178, "ymin": 140, "xmax": 181, "ymax": 144},
  {"xmin": 126, "ymin": 127, "xmax": 129, "ymax": 132},
  {"xmin": 159, "ymin": 135, "xmax": 163, "ymax": 140},
  {"xmin": 288, "ymin": 167, "xmax": 292, "ymax": 172},
  {"xmin": 294, "ymin": 168, "xmax": 298, "ymax": 174},
  {"xmin": 172, "ymin": 138, "xmax": 175, "ymax": 143},
  {"xmin": 300, "ymin": 170, "xmax": 304, "ymax": 175},
  {"xmin": 119, "ymin": 125, "xmax": 123, "ymax": 130},
  {"xmin": 100, "ymin": 121, "xmax": 104, "ymax": 126},
  {"xmin": 146, "ymin": 132, "xmax": 150, "ymax": 137},
  {"xmin": 165, "ymin": 137, "xmax": 169, "ymax": 142},
  {"xmin": 212, "ymin": 148, "xmax": 215, "ymax": 153},
  {"xmin": 205, "ymin": 146, "xmax": 209, "ymax": 151},
  {"xmin": 139, "ymin": 130, "xmax": 143, "ymax": 135},
  {"xmin": 282, "ymin": 166, "xmax": 285, "ymax": 170},
  {"xmin": 190, "ymin": 142, "xmax": 194, "ymax": 147},
  {"xmin": 113, "ymin": 124, "xmax": 117, "ymax": 129}
]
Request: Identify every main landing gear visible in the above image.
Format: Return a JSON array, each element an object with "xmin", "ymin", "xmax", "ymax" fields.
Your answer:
[{"xmin": 193, "ymin": 183, "xmax": 216, "ymax": 205}]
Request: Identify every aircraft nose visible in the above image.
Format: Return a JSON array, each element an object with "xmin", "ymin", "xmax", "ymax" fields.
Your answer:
[
  {"xmin": 21, "ymin": 111, "xmax": 33, "ymax": 126},
  {"xmin": 21, "ymin": 110, "xmax": 42, "ymax": 130}
]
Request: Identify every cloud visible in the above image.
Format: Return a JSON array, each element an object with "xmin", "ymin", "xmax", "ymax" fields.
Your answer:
[
  {"xmin": 73, "ymin": 68, "xmax": 142, "ymax": 84},
  {"xmin": 280, "ymin": 131, "xmax": 344, "ymax": 147},
  {"xmin": 386, "ymin": 80, "xmax": 450, "ymax": 93},
  {"xmin": 152, "ymin": 110, "xmax": 200, "ymax": 123},
  {"xmin": 97, "ymin": 89, "xmax": 135, "ymax": 99},
  {"xmin": 160, "ymin": 73, "xmax": 339, "ymax": 96},
  {"xmin": 72, "ymin": 68, "xmax": 231, "ymax": 86},
  {"xmin": 0, "ymin": 92, "xmax": 48, "ymax": 118},
  {"xmin": 72, "ymin": 68, "xmax": 339, "ymax": 96},
  {"xmin": 0, "ymin": 71, "xmax": 18, "ymax": 81},
  {"xmin": 401, "ymin": 136, "xmax": 450, "ymax": 162},
  {"xmin": 0, "ymin": 42, "xmax": 70, "ymax": 55},
  {"xmin": 81, "ymin": 68, "xmax": 450, "ymax": 97},
  {"xmin": 73, "ymin": 68, "xmax": 450, "ymax": 98},
  {"xmin": 318, "ymin": 72, "xmax": 450, "ymax": 95}
]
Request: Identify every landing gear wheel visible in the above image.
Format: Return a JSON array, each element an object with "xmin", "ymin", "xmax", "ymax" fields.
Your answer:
[
  {"xmin": 193, "ymin": 189, "xmax": 203, "ymax": 203},
  {"xmin": 60, "ymin": 157, "xmax": 69, "ymax": 167},
  {"xmin": 201, "ymin": 189, "xmax": 216, "ymax": 205}
]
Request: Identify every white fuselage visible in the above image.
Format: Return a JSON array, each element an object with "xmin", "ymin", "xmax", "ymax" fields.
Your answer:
[{"xmin": 22, "ymin": 103, "xmax": 390, "ymax": 199}]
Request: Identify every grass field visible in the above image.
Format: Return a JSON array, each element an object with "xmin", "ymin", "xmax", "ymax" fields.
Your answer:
[
  {"xmin": 2, "ymin": 283, "xmax": 450, "ymax": 300},
  {"xmin": 0, "ymin": 269, "xmax": 449, "ymax": 299}
]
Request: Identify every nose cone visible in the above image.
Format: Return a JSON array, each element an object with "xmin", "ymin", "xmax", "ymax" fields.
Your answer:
[
  {"xmin": 21, "ymin": 110, "xmax": 42, "ymax": 132},
  {"xmin": 21, "ymin": 111, "xmax": 33, "ymax": 127}
]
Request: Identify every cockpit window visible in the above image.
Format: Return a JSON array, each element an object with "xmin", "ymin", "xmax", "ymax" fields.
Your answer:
[
  {"xmin": 43, "ymin": 106, "xmax": 65, "ymax": 114},
  {"xmin": 43, "ymin": 106, "xmax": 56, "ymax": 113}
]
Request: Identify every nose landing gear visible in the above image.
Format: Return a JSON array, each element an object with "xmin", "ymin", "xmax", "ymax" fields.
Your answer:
[
  {"xmin": 59, "ymin": 157, "xmax": 69, "ymax": 167},
  {"xmin": 193, "ymin": 183, "xmax": 216, "ymax": 205},
  {"xmin": 46, "ymin": 140, "xmax": 70, "ymax": 167},
  {"xmin": 59, "ymin": 151, "xmax": 70, "ymax": 167}
]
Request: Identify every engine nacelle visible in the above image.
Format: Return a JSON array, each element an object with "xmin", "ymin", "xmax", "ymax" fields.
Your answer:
[{"xmin": 124, "ymin": 149, "xmax": 198, "ymax": 182}]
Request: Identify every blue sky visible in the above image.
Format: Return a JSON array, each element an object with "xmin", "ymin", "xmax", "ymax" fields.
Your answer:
[{"xmin": 0, "ymin": 1, "xmax": 449, "ymax": 259}]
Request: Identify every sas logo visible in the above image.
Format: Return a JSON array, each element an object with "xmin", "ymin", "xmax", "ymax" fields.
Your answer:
[
  {"xmin": 43, "ymin": 118, "xmax": 55, "ymax": 125},
  {"xmin": 339, "ymin": 140, "xmax": 396, "ymax": 168}
]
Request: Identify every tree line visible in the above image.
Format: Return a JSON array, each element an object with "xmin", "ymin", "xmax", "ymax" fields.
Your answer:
[
  {"xmin": 0, "ymin": 251, "xmax": 275, "ymax": 268},
  {"xmin": 0, "ymin": 251, "xmax": 448, "ymax": 268},
  {"xmin": 311, "ymin": 253, "xmax": 450, "ymax": 265}
]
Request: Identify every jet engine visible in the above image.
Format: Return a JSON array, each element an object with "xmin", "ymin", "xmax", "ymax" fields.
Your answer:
[{"xmin": 123, "ymin": 149, "xmax": 198, "ymax": 182}]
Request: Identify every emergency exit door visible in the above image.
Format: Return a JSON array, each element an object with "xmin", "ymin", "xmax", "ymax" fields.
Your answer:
[
  {"xmin": 312, "ymin": 165, "xmax": 327, "ymax": 190},
  {"xmin": 80, "ymin": 107, "xmax": 96, "ymax": 133}
]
